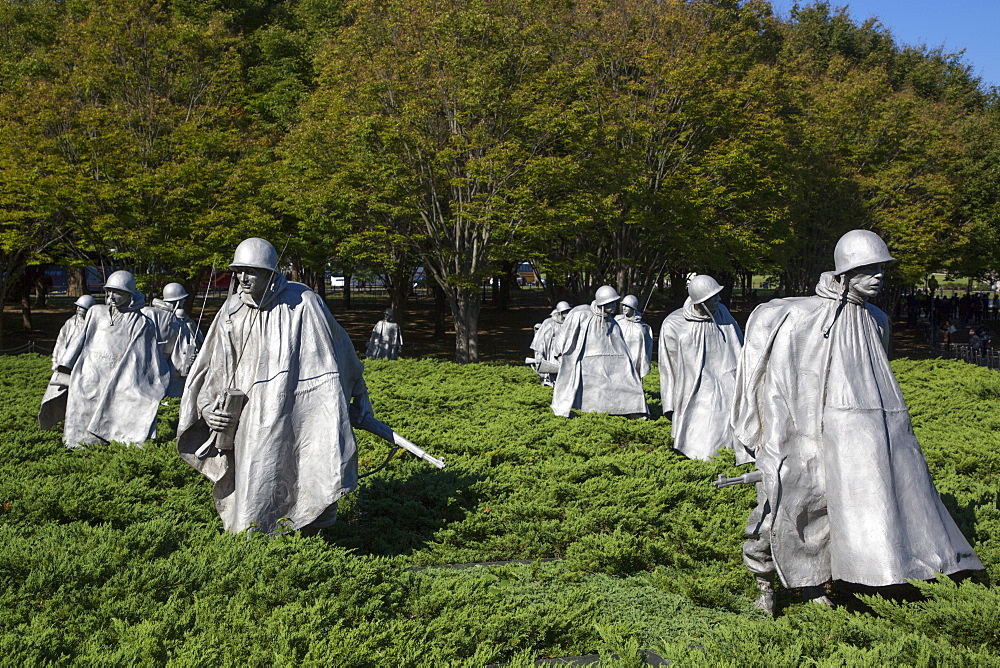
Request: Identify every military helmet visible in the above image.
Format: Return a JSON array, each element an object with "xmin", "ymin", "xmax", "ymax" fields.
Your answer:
[
  {"xmin": 104, "ymin": 270, "xmax": 138, "ymax": 295},
  {"xmin": 230, "ymin": 237, "xmax": 278, "ymax": 272},
  {"xmin": 621, "ymin": 294, "xmax": 640, "ymax": 310},
  {"xmin": 688, "ymin": 275, "xmax": 724, "ymax": 304},
  {"xmin": 74, "ymin": 294, "xmax": 96, "ymax": 309},
  {"xmin": 555, "ymin": 301, "xmax": 572, "ymax": 313},
  {"xmin": 594, "ymin": 285, "xmax": 621, "ymax": 306},
  {"xmin": 162, "ymin": 282, "xmax": 188, "ymax": 302},
  {"xmin": 833, "ymin": 229, "xmax": 895, "ymax": 275}
]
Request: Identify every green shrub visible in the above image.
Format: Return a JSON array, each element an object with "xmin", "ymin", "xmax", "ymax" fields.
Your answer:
[{"xmin": 0, "ymin": 354, "xmax": 997, "ymax": 664}]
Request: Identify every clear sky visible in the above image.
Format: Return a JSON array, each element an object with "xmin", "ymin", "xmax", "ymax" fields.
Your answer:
[{"xmin": 769, "ymin": 1, "xmax": 1000, "ymax": 89}]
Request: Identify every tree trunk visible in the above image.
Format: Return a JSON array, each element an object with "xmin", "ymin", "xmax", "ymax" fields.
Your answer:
[
  {"xmin": 342, "ymin": 272, "xmax": 352, "ymax": 310},
  {"xmin": 386, "ymin": 266, "xmax": 410, "ymax": 321},
  {"xmin": 31, "ymin": 266, "xmax": 50, "ymax": 308},
  {"xmin": 669, "ymin": 271, "xmax": 687, "ymax": 309},
  {"xmin": 313, "ymin": 268, "xmax": 327, "ymax": 300},
  {"xmin": 448, "ymin": 284, "xmax": 480, "ymax": 364},
  {"xmin": 68, "ymin": 266, "xmax": 88, "ymax": 298},
  {"xmin": 716, "ymin": 270, "xmax": 734, "ymax": 307}
]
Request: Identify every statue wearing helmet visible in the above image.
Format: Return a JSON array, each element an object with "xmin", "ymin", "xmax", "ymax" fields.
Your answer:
[
  {"xmin": 549, "ymin": 286, "xmax": 647, "ymax": 418},
  {"xmin": 659, "ymin": 275, "xmax": 744, "ymax": 462},
  {"xmin": 726, "ymin": 229, "xmax": 982, "ymax": 614},
  {"xmin": 178, "ymin": 237, "xmax": 373, "ymax": 535},
  {"xmin": 615, "ymin": 294, "xmax": 653, "ymax": 378},
  {"xmin": 37, "ymin": 293, "xmax": 97, "ymax": 430},
  {"xmin": 45, "ymin": 269, "xmax": 169, "ymax": 447},
  {"xmin": 527, "ymin": 300, "xmax": 575, "ymax": 386},
  {"xmin": 366, "ymin": 308, "xmax": 404, "ymax": 360},
  {"xmin": 148, "ymin": 281, "xmax": 202, "ymax": 397}
]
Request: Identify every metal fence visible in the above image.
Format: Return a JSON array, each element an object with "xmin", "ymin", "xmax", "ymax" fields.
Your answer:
[
  {"xmin": 949, "ymin": 344, "xmax": 1000, "ymax": 370},
  {"xmin": 0, "ymin": 341, "xmax": 53, "ymax": 356}
]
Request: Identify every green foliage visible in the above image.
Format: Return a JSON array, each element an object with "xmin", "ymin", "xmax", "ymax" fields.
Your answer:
[{"xmin": 1, "ymin": 354, "xmax": 998, "ymax": 663}]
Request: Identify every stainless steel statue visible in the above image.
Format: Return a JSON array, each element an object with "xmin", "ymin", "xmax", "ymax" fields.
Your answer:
[
  {"xmin": 659, "ymin": 275, "xmax": 745, "ymax": 461},
  {"xmin": 38, "ymin": 294, "xmax": 95, "ymax": 430},
  {"xmin": 55, "ymin": 271, "xmax": 170, "ymax": 447},
  {"xmin": 177, "ymin": 237, "xmax": 373, "ymax": 534},
  {"xmin": 528, "ymin": 301, "xmax": 572, "ymax": 385},
  {"xmin": 366, "ymin": 308, "xmax": 403, "ymax": 360},
  {"xmin": 614, "ymin": 294, "xmax": 653, "ymax": 378},
  {"xmin": 149, "ymin": 282, "xmax": 202, "ymax": 397},
  {"xmin": 551, "ymin": 286, "xmax": 647, "ymax": 418},
  {"xmin": 727, "ymin": 230, "xmax": 983, "ymax": 613}
]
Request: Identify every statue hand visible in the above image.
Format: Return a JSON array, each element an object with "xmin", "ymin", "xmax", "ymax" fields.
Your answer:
[{"xmin": 204, "ymin": 409, "xmax": 232, "ymax": 432}]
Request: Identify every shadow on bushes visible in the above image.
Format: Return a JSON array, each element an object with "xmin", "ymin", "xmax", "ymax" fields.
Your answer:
[{"xmin": 322, "ymin": 468, "xmax": 486, "ymax": 556}]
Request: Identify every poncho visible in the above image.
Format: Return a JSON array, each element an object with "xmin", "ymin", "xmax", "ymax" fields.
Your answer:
[
  {"xmin": 551, "ymin": 303, "xmax": 648, "ymax": 417},
  {"xmin": 659, "ymin": 301, "xmax": 744, "ymax": 461},
  {"xmin": 530, "ymin": 311, "xmax": 562, "ymax": 361},
  {"xmin": 614, "ymin": 313, "xmax": 653, "ymax": 378},
  {"xmin": 59, "ymin": 304, "xmax": 169, "ymax": 447},
  {"xmin": 733, "ymin": 273, "xmax": 984, "ymax": 587},
  {"xmin": 366, "ymin": 320, "xmax": 403, "ymax": 360},
  {"xmin": 177, "ymin": 275, "xmax": 366, "ymax": 533},
  {"xmin": 38, "ymin": 312, "xmax": 87, "ymax": 430},
  {"xmin": 150, "ymin": 299, "xmax": 200, "ymax": 397}
]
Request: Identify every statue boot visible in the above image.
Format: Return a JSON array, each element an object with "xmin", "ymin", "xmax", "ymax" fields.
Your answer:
[{"xmin": 753, "ymin": 574, "xmax": 775, "ymax": 615}]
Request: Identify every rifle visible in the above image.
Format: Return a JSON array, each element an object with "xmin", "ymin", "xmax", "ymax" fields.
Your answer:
[
  {"xmin": 350, "ymin": 405, "xmax": 446, "ymax": 469},
  {"xmin": 525, "ymin": 356, "xmax": 559, "ymax": 375},
  {"xmin": 712, "ymin": 470, "xmax": 763, "ymax": 488}
]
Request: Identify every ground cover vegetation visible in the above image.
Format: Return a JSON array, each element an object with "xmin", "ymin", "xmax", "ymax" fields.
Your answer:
[
  {"xmin": 3, "ymin": 0, "xmax": 1000, "ymax": 361},
  {"xmin": 0, "ymin": 354, "xmax": 998, "ymax": 664}
]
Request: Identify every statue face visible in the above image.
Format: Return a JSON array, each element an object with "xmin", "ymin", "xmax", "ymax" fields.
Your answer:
[
  {"xmin": 621, "ymin": 304, "xmax": 636, "ymax": 318},
  {"xmin": 105, "ymin": 289, "xmax": 131, "ymax": 309},
  {"xmin": 703, "ymin": 294, "xmax": 721, "ymax": 313},
  {"xmin": 76, "ymin": 306, "xmax": 88, "ymax": 318},
  {"xmin": 601, "ymin": 301, "xmax": 618, "ymax": 317},
  {"xmin": 235, "ymin": 267, "xmax": 273, "ymax": 301},
  {"xmin": 846, "ymin": 263, "xmax": 884, "ymax": 301}
]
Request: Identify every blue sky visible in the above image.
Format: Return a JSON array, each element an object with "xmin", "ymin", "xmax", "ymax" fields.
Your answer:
[{"xmin": 770, "ymin": 1, "xmax": 1000, "ymax": 89}]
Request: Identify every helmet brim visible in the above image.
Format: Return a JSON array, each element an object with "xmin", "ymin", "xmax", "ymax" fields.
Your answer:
[
  {"xmin": 691, "ymin": 284, "xmax": 724, "ymax": 304},
  {"xmin": 836, "ymin": 254, "xmax": 896, "ymax": 275}
]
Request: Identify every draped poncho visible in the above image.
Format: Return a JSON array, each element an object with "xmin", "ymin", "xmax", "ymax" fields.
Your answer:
[
  {"xmin": 551, "ymin": 303, "xmax": 648, "ymax": 417},
  {"xmin": 614, "ymin": 313, "xmax": 653, "ymax": 378},
  {"xmin": 150, "ymin": 299, "xmax": 201, "ymax": 397},
  {"xmin": 366, "ymin": 319, "xmax": 403, "ymax": 360},
  {"xmin": 177, "ymin": 275, "xmax": 367, "ymax": 534},
  {"xmin": 733, "ymin": 273, "xmax": 983, "ymax": 587},
  {"xmin": 659, "ymin": 301, "xmax": 744, "ymax": 461},
  {"xmin": 38, "ymin": 312, "xmax": 87, "ymax": 430},
  {"xmin": 530, "ymin": 311, "xmax": 562, "ymax": 361},
  {"xmin": 59, "ymin": 304, "xmax": 169, "ymax": 447}
]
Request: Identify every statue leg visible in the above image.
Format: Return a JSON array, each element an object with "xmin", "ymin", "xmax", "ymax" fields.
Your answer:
[{"xmin": 743, "ymin": 486, "xmax": 776, "ymax": 615}]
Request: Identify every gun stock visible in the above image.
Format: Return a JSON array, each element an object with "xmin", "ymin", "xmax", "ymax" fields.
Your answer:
[{"xmin": 712, "ymin": 470, "xmax": 763, "ymax": 489}]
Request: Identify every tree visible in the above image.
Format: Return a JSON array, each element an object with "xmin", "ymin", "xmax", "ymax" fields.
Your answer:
[{"xmin": 291, "ymin": 0, "xmax": 579, "ymax": 362}]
